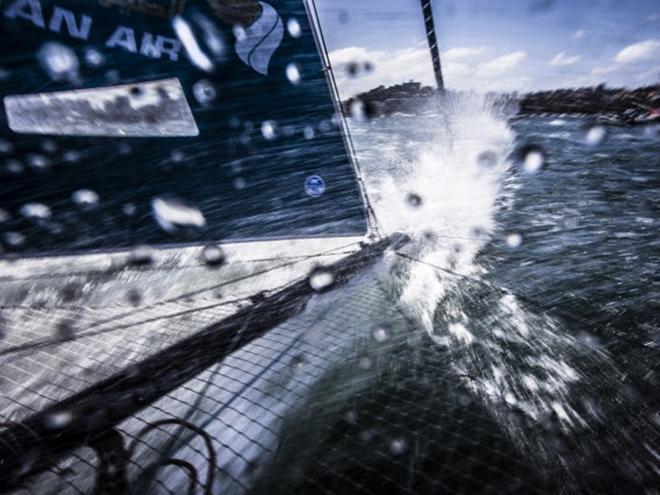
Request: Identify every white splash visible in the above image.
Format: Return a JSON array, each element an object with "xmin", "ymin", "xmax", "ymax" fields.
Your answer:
[
  {"xmin": 351, "ymin": 93, "xmax": 614, "ymax": 482},
  {"xmin": 362, "ymin": 93, "xmax": 515, "ymax": 331}
]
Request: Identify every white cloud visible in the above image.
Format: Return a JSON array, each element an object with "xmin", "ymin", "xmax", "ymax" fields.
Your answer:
[
  {"xmin": 550, "ymin": 51, "xmax": 581, "ymax": 66},
  {"xmin": 573, "ymin": 29, "xmax": 586, "ymax": 39},
  {"xmin": 591, "ymin": 65, "xmax": 618, "ymax": 76},
  {"xmin": 477, "ymin": 51, "xmax": 527, "ymax": 76},
  {"xmin": 442, "ymin": 47, "xmax": 487, "ymax": 61},
  {"xmin": 329, "ymin": 46, "xmax": 533, "ymax": 95},
  {"xmin": 635, "ymin": 67, "xmax": 660, "ymax": 83},
  {"xmin": 329, "ymin": 46, "xmax": 436, "ymax": 98},
  {"xmin": 614, "ymin": 39, "xmax": 660, "ymax": 63},
  {"xmin": 444, "ymin": 61, "xmax": 470, "ymax": 77}
]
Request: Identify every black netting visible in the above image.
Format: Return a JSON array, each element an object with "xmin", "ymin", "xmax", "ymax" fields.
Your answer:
[{"xmin": 0, "ymin": 237, "xmax": 657, "ymax": 494}]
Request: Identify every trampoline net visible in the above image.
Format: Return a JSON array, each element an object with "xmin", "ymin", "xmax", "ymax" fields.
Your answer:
[{"xmin": 1, "ymin": 239, "xmax": 624, "ymax": 495}]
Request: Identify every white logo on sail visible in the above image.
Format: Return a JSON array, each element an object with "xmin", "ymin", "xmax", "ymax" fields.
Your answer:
[{"xmin": 234, "ymin": 1, "xmax": 283, "ymax": 76}]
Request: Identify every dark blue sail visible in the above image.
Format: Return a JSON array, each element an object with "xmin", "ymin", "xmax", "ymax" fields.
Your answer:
[{"xmin": 0, "ymin": 0, "xmax": 369, "ymax": 254}]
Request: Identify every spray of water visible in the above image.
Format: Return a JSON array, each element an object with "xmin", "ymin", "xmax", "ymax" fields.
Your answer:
[
  {"xmin": 355, "ymin": 94, "xmax": 651, "ymax": 489},
  {"xmin": 362, "ymin": 93, "xmax": 515, "ymax": 331}
]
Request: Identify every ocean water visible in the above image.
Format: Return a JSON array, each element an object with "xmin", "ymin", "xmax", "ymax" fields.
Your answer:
[{"xmin": 339, "ymin": 98, "xmax": 659, "ymax": 493}]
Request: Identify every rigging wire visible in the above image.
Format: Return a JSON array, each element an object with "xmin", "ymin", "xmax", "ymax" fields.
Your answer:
[
  {"xmin": 394, "ymin": 250, "xmax": 611, "ymax": 339},
  {"xmin": 0, "ymin": 243, "xmax": 363, "ymax": 357},
  {"xmin": 307, "ymin": 0, "xmax": 382, "ymax": 240}
]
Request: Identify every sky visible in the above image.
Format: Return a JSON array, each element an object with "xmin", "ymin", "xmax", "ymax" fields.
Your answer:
[{"xmin": 314, "ymin": 0, "xmax": 660, "ymax": 97}]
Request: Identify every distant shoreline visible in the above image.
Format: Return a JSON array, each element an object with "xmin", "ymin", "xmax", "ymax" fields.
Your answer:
[{"xmin": 343, "ymin": 82, "xmax": 660, "ymax": 125}]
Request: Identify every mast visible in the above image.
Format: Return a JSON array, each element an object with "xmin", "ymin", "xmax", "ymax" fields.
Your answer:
[{"xmin": 420, "ymin": 0, "xmax": 445, "ymax": 93}]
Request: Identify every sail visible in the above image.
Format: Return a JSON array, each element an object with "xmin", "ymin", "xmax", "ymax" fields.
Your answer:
[{"xmin": 0, "ymin": 0, "xmax": 370, "ymax": 255}]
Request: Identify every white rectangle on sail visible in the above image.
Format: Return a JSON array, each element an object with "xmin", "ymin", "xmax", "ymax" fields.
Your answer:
[{"xmin": 4, "ymin": 78, "xmax": 199, "ymax": 137}]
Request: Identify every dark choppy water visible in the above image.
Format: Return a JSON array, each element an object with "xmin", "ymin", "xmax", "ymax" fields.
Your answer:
[
  {"xmin": 337, "ymin": 102, "xmax": 660, "ymax": 493},
  {"xmin": 482, "ymin": 116, "xmax": 659, "ymax": 492}
]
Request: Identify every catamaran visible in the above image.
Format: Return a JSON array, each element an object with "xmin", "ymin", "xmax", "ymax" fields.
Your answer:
[{"xmin": 0, "ymin": 0, "xmax": 446, "ymax": 493}]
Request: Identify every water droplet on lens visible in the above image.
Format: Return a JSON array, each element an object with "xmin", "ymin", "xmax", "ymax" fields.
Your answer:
[
  {"xmin": 577, "ymin": 331, "xmax": 602, "ymax": 349},
  {"xmin": 389, "ymin": 437, "xmax": 408, "ymax": 456},
  {"xmin": 233, "ymin": 177, "xmax": 246, "ymax": 190},
  {"xmin": 346, "ymin": 61, "xmax": 360, "ymax": 77},
  {"xmin": 129, "ymin": 85, "xmax": 144, "ymax": 98},
  {"xmin": 56, "ymin": 320, "xmax": 75, "ymax": 341},
  {"xmin": 4, "ymin": 231, "xmax": 25, "ymax": 247},
  {"xmin": 303, "ymin": 126, "xmax": 315, "ymax": 140},
  {"xmin": 122, "ymin": 203, "xmax": 137, "ymax": 216},
  {"xmin": 193, "ymin": 79, "xmax": 217, "ymax": 105},
  {"xmin": 290, "ymin": 354, "xmax": 306, "ymax": 370},
  {"xmin": 62, "ymin": 150, "xmax": 82, "ymax": 163},
  {"xmin": 585, "ymin": 124, "xmax": 607, "ymax": 146},
  {"xmin": 406, "ymin": 193, "xmax": 423, "ymax": 208},
  {"xmin": 84, "ymin": 47, "xmax": 104, "ymax": 67},
  {"xmin": 43, "ymin": 410, "xmax": 74, "ymax": 430},
  {"xmin": 261, "ymin": 121, "xmax": 277, "ymax": 141},
  {"xmin": 0, "ymin": 139, "xmax": 14, "ymax": 154},
  {"xmin": 126, "ymin": 288, "xmax": 142, "ymax": 306},
  {"xmin": 286, "ymin": 62, "xmax": 301, "ymax": 85},
  {"xmin": 350, "ymin": 99, "xmax": 366, "ymax": 122},
  {"xmin": 358, "ymin": 429, "xmax": 376, "ymax": 444},
  {"xmin": 40, "ymin": 139, "xmax": 58, "ymax": 153},
  {"xmin": 287, "ymin": 18, "xmax": 302, "ymax": 38},
  {"xmin": 118, "ymin": 143, "xmax": 132, "ymax": 155},
  {"xmin": 105, "ymin": 69, "xmax": 120, "ymax": 83},
  {"xmin": 506, "ymin": 233, "xmax": 523, "ymax": 249},
  {"xmin": 345, "ymin": 410, "xmax": 358, "ymax": 424},
  {"xmin": 72, "ymin": 189, "xmax": 99, "ymax": 209},
  {"xmin": 471, "ymin": 226, "xmax": 487, "ymax": 239},
  {"xmin": 173, "ymin": 16, "xmax": 214, "ymax": 72},
  {"xmin": 26, "ymin": 154, "xmax": 50, "ymax": 171},
  {"xmin": 60, "ymin": 283, "xmax": 82, "ymax": 303},
  {"xmin": 477, "ymin": 150, "xmax": 498, "ymax": 168},
  {"xmin": 520, "ymin": 145, "xmax": 545, "ymax": 175},
  {"xmin": 305, "ymin": 175, "xmax": 326, "ymax": 197},
  {"xmin": 170, "ymin": 150, "xmax": 185, "ymax": 163},
  {"xmin": 201, "ymin": 244, "xmax": 225, "ymax": 267},
  {"xmin": 421, "ymin": 230, "xmax": 437, "ymax": 243},
  {"xmin": 37, "ymin": 42, "xmax": 79, "ymax": 82},
  {"xmin": 151, "ymin": 197, "xmax": 206, "ymax": 233},
  {"xmin": 372, "ymin": 325, "xmax": 390, "ymax": 343},
  {"xmin": 309, "ymin": 267, "xmax": 335, "ymax": 292},
  {"xmin": 20, "ymin": 203, "xmax": 51, "ymax": 220},
  {"xmin": 318, "ymin": 120, "xmax": 331, "ymax": 133},
  {"xmin": 128, "ymin": 245, "xmax": 155, "ymax": 266},
  {"xmin": 358, "ymin": 356, "xmax": 372, "ymax": 370},
  {"xmin": 0, "ymin": 209, "xmax": 10, "ymax": 223},
  {"xmin": 5, "ymin": 159, "xmax": 23, "ymax": 174}
]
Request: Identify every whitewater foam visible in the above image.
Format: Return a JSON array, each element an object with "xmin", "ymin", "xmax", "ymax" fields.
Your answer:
[{"xmin": 350, "ymin": 94, "xmax": 627, "ymax": 488}]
